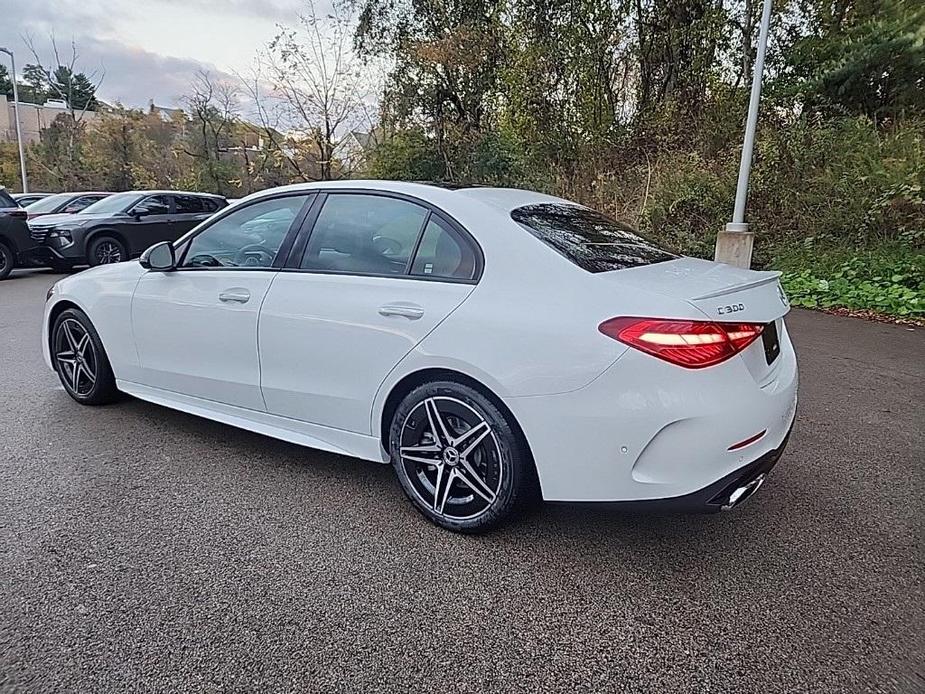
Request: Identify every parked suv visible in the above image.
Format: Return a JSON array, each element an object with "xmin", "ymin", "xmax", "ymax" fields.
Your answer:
[
  {"xmin": 24, "ymin": 191, "xmax": 113, "ymax": 219},
  {"xmin": 27, "ymin": 191, "xmax": 227, "ymax": 268},
  {"xmin": 0, "ymin": 187, "xmax": 32, "ymax": 280}
]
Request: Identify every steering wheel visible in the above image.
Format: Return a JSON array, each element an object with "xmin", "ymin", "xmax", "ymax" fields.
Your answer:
[
  {"xmin": 371, "ymin": 235, "xmax": 403, "ymax": 257},
  {"xmin": 234, "ymin": 244, "xmax": 276, "ymax": 267}
]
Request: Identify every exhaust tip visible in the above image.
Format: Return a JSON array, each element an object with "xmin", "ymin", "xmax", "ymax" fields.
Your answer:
[{"xmin": 720, "ymin": 473, "xmax": 767, "ymax": 511}]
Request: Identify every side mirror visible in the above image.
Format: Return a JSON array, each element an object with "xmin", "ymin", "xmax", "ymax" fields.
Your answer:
[{"xmin": 139, "ymin": 241, "xmax": 177, "ymax": 271}]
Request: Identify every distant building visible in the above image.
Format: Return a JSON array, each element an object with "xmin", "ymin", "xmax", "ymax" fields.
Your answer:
[
  {"xmin": 148, "ymin": 99, "xmax": 185, "ymax": 122},
  {"xmin": 0, "ymin": 94, "xmax": 100, "ymax": 144},
  {"xmin": 335, "ymin": 129, "xmax": 379, "ymax": 174}
]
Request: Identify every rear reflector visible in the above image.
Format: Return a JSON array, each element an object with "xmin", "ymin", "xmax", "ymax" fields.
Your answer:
[
  {"xmin": 727, "ymin": 429, "xmax": 767, "ymax": 451},
  {"xmin": 599, "ymin": 317, "xmax": 765, "ymax": 369}
]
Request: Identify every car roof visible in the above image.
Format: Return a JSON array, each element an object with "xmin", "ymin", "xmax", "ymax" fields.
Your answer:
[
  {"xmin": 239, "ymin": 180, "xmax": 571, "ymax": 212},
  {"xmin": 112, "ymin": 190, "xmax": 226, "ymax": 198}
]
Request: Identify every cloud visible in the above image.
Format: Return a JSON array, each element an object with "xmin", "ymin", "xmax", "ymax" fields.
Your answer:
[{"xmin": 0, "ymin": 0, "xmax": 263, "ymax": 108}]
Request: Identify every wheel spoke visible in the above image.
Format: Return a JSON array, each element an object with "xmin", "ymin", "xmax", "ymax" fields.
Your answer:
[
  {"xmin": 457, "ymin": 459, "xmax": 496, "ymax": 504},
  {"xmin": 424, "ymin": 398, "xmax": 453, "ymax": 448},
  {"xmin": 433, "ymin": 465, "xmax": 455, "ymax": 514},
  {"xmin": 455, "ymin": 421, "xmax": 492, "ymax": 458},
  {"xmin": 56, "ymin": 350, "xmax": 76, "ymax": 363},
  {"xmin": 401, "ymin": 453, "xmax": 442, "ymax": 466},
  {"xmin": 76, "ymin": 332, "xmax": 90, "ymax": 357},
  {"xmin": 62, "ymin": 321, "xmax": 78, "ymax": 351},
  {"xmin": 400, "ymin": 443, "xmax": 441, "ymax": 455},
  {"xmin": 71, "ymin": 362, "xmax": 83, "ymax": 391}
]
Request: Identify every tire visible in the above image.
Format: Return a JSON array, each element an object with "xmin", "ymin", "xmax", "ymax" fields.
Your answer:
[
  {"xmin": 87, "ymin": 235, "xmax": 126, "ymax": 266},
  {"xmin": 388, "ymin": 380, "xmax": 537, "ymax": 533},
  {"xmin": 51, "ymin": 308, "xmax": 120, "ymax": 405},
  {"xmin": 0, "ymin": 241, "xmax": 13, "ymax": 280}
]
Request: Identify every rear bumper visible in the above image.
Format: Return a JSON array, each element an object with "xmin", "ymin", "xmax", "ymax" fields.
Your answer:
[
  {"xmin": 563, "ymin": 425, "xmax": 792, "ymax": 513},
  {"xmin": 505, "ymin": 320, "xmax": 799, "ymax": 503}
]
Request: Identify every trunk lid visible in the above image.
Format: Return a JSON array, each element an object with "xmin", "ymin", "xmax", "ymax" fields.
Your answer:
[
  {"xmin": 602, "ymin": 256, "xmax": 790, "ymax": 324},
  {"xmin": 599, "ymin": 257, "xmax": 792, "ymax": 384}
]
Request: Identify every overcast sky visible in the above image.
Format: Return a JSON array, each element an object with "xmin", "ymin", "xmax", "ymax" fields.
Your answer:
[{"xmin": 0, "ymin": 0, "xmax": 308, "ymax": 109}]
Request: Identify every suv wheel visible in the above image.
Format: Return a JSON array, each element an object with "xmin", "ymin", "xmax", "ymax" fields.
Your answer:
[
  {"xmin": 88, "ymin": 236, "xmax": 126, "ymax": 266},
  {"xmin": 0, "ymin": 241, "xmax": 13, "ymax": 280},
  {"xmin": 388, "ymin": 380, "xmax": 537, "ymax": 534}
]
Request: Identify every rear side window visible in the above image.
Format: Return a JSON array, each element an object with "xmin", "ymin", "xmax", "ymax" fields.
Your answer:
[
  {"xmin": 511, "ymin": 203, "xmax": 677, "ymax": 273},
  {"xmin": 175, "ymin": 195, "xmax": 205, "ymax": 213},
  {"xmin": 410, "ymin": 217, "xmax": 476, "ymax": 280}
]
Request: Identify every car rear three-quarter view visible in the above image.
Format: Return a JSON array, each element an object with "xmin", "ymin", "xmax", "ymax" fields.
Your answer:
[{"xmin": 41, "ymin": 181, "xmax": 797, "ymax": 534}]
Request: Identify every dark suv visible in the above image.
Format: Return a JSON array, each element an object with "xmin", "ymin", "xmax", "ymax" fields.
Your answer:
[
  {"xmin": 0, "ymin": 187, "xmax": 32, "ymax": 280},
  {"xmin": 27, "ymin": 190, "xmax": 227, "ymax": 268}
]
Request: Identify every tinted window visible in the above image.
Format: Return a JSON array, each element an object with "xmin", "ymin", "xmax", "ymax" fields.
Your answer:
[
  {"xmin": 410, "ymin": 217, "xmax": 476, "ymax": 280},
  {"xmin": 132, "ymin": 195, "xmax": 170, "ymax": 216},
  {"xmin": 510, "ymin": 203, "xmax": 677, "ymax": 273},
  {"xmin": 80, "ymin": 192, "xmax": 143, "ymax": 215},
  {"xmin": 300, "ymin": 194, "xmax": 428, "ymax": 275},
  {"xmin": 182, "ymin": 195, "xmax": 308, "ymax": 268},
  {"xmin": 202, "ymin": 198, "xmax": 222, "ymax": 212},
  {"xmin": 175, "ymin": 195, "xmax": 205, "ymax": 213},
  {"xmin": 0, "ymin": 190, "xmax": 16, "ymax": 208}
]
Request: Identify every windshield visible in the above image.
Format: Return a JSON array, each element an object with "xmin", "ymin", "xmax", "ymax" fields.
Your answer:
[
  {"xmin": 80, "ymin": 192, "xmax": 144, "ymax": 215},
  {"xmin": 511, "ymin": 203, "xmax": 678, "ymax": 273},
  {"xmin": 24, "ymin": 193, "xmax": 73, "ymax": 213}
]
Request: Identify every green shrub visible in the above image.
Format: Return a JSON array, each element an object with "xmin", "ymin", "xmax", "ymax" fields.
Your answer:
[{"xmin": 775, "ymin": 247, "xmax": 924, "ymax": 316}]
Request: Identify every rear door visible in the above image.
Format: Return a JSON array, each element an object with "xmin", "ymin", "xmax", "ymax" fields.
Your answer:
[{"xmin": 258, "ymin": 192, "xmax": 480, "ymax": 434}]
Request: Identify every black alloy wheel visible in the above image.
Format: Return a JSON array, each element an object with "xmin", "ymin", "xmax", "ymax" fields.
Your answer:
[
  {"xmin": 389, "ymin": 381, "xmax": 536, "ymax": 533},
  {"xmin": 52, "ymin": 309, "xmax": 119, "ymax": 405}
]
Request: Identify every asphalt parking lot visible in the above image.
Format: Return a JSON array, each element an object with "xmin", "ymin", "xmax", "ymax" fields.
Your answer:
[{"xmin": 1, "ymin": 269, "xmax": 922, "ymax": 693}]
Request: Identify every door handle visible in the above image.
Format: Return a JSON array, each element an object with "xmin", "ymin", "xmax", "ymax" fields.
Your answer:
[
  {"xmin": 378, "ymin": 303, "xmax": 424, "ymax": 319},
  {"xmin": 219, "ymin": 289, "xmax": 251, "ymax": 304}
]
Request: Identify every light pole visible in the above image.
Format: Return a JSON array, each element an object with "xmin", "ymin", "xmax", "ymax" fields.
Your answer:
[
  {"xmin": 714, "ymin": 0, "xmax": 773, "ymax": 268},
  {"xmin": 0, "ymin": 47, "xmax": 29, "ymax": 194}
]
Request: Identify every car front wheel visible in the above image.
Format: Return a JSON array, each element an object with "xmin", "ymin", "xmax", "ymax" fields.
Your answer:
[
  {"xmin": 388, "ymin": 380, "xmax": 536, "ymax": 533},
  {"xmin": 51, "ymin": 308, "xmax": 120, "ymax": 405},
  {"xmin": 87, "ymin": 235, "xmax": 126, "ymax": 266}
]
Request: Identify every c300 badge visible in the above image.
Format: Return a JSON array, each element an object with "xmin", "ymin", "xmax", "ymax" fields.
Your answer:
[{"xmin": 717, "ymin": 303, "xmax": 745, "ymax": 315}]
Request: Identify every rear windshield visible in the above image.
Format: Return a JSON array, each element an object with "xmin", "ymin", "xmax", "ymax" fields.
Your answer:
[{"xmin": 511, "ymin": 203, "xmax": 677, "ymax": 273}]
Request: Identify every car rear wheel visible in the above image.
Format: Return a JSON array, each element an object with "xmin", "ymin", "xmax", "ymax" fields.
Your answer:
[
  {"xmin": 87, "ymin": 236, "xmax": 126, "ymax": 266},
  {"xmin": 0, "ymin": 241, "xmax": 13, "ymax": 280},
  {"xmin": 388, "ymin": 380, "xmax": 536, "ymax": 533},
  {"xmin": 52, "ymin": 308, "xmax": 120, "ymax": 405}
]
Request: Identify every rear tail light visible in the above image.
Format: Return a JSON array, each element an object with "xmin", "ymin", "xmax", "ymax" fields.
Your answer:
[{"xmin": 599, "ymin": 317, "xmax": 764, "ymax": 369}]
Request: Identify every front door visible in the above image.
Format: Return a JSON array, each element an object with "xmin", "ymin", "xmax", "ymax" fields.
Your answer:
[
  {"xmin": 122, "ymin": 194, "xmax": 174, "ymax": 256},
  {"xmin": 130, "ymin": 193, "xmax": 313, "ymax": 409},
  {"xmin": 259, "ymin": 193, "xmax": 479, "ymax": 434}
]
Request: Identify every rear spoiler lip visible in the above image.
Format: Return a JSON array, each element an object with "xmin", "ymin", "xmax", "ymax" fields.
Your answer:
[{"xmin": 690, "ymin": 271, "xmax": 781, "ymax": 301}]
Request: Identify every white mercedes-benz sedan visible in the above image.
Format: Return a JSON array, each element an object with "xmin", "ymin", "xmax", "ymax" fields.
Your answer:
[{"xmin": 42, "ymin": 181, "xmax": 798, "ymax": 533}]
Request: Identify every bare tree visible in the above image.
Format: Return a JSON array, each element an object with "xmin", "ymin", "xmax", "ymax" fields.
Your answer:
[
  {"xmin": 242, "ymin": 0, "xmax": 379, "ymax": 181},
  {"xmin": 181, "ymin": 71, "xmax": 241, "ymax": 194},
  {"xmin": 23, "ymin": 34, "xmax": 105, "ymax": 123}
]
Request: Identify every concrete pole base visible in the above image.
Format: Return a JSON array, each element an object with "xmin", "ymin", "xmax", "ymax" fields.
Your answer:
[{"xmin": 714, "ymin": 222, "xmax": 755, "ymax": 269}]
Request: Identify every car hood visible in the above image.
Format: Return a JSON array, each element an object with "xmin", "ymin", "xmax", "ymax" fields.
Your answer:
[{"xmin": 30, "ymin": 212, "xmax": 118, "ymax": 228}]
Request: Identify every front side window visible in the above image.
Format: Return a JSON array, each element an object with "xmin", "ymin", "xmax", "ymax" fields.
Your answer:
[
  {"xmin": 300, "ymin": 194, "xmax": 428, "ymax": 275},
  {"xmin": 181, "ymin": 195, "xmax": 308, "ymax": 268},
  {"xmin": 132, "ymin": 195, "xmax": 170, "ymax": 216},
  {"xmin": 511, "ymin": 203, "xmax": 677, "ymax": 273},
  {"xmin": 410, "ymin": 217, "xmax": 476, "ymax": 280}
]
